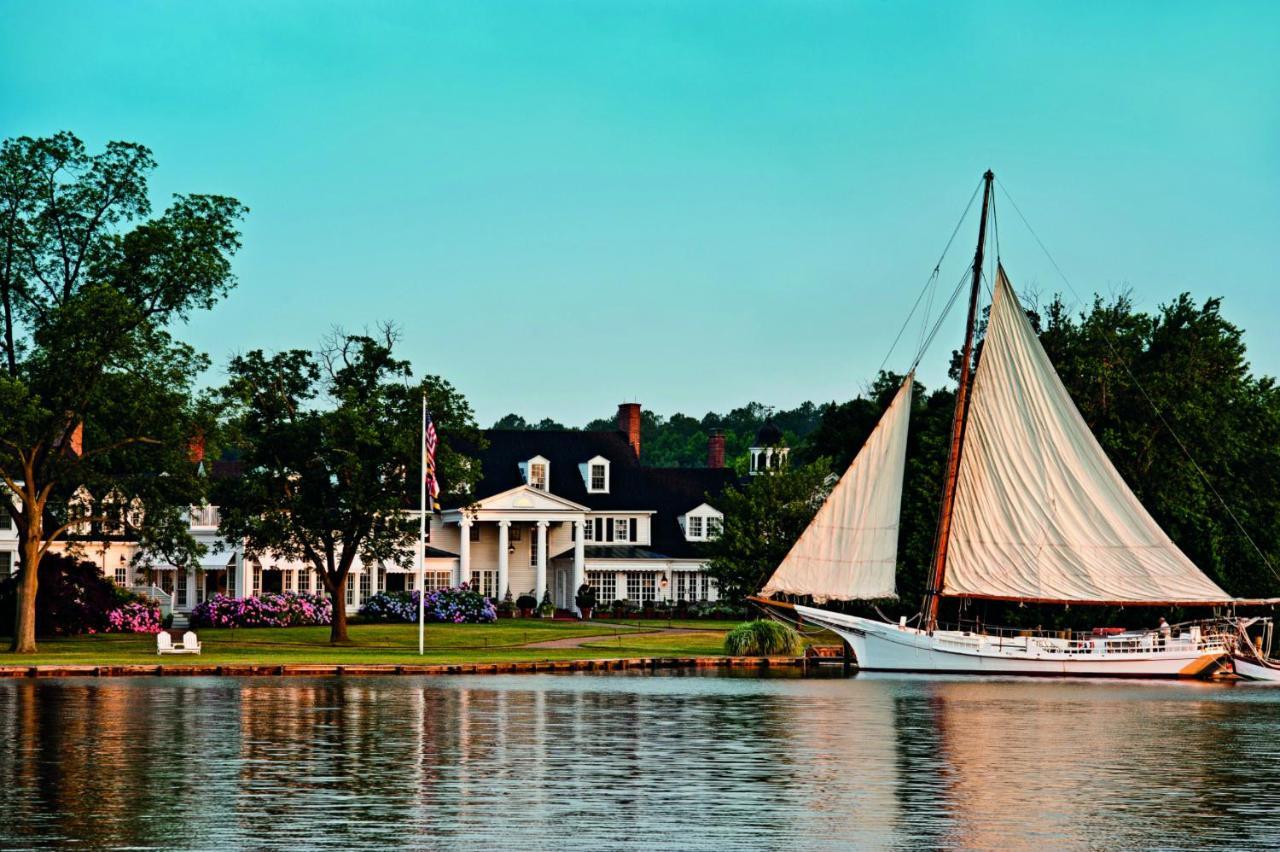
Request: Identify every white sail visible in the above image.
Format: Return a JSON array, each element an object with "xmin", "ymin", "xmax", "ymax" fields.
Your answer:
[
  {"xmin": 762, "ymin": 376, "xmax": 912, "ymax": 602},
  {"xmin": 943, "ymin": 267, "xmax": 1234, "ymax": 604}
]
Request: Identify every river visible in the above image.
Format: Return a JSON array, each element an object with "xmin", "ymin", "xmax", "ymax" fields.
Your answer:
[{"xmin": 0, "ymin": 671, "xmax": 1277, "ymax": 850}]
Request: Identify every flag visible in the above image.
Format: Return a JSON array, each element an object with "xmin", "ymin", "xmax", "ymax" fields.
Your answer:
[{"xmin": 424, "ymin": 413, "xmax": 441, "ymax": 514}]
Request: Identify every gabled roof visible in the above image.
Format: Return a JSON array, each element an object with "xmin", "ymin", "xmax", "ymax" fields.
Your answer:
[{"xmin": 454, "ymin": 429, "xmax": 738, "ymax": 560}]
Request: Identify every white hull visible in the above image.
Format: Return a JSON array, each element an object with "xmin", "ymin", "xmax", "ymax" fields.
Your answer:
[
  {"xmin": 1233, "ymin": 657, "xmax": 1280, "ymax": 682},
  {"xmin": 796, "ymin": 606, "xmax": 1228, "ymax": 679}
]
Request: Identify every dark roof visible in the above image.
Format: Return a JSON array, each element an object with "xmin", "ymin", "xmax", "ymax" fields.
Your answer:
[
  {"xmin": 425, "ymin": 545, "xmax": 457, "ymax": 559},
  {"xmin": 755, "ymin": 421, "xmax": 784, "ymax": 446},
  {"xmin": 465, "ymin": 429, "xmax": 737, "ymax": 560}
]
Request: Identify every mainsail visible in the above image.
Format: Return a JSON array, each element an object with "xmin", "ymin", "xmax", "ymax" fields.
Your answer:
[
  {"xmin": 943, "ymin": 267, "xmax": 1236, "ymax": 605},
  {"xmin": 762, "ymin": 376, "xmax": 913, "ymax": 602}
]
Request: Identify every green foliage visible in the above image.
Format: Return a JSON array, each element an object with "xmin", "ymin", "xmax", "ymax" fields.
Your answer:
[
  {"xmin": 0, "ymin": 131, "xmax": 246, "ymax": 652},
  {"xmin": 703, "ymin": 458, "xmax": 833, "ymax": 602},
  {"xmin": 724, "ymin": 619, "xmax": 800, "ymax": 656},
  {"xmin": 212, "ymin": 330, "xmax": 484, "ymax": 642}
]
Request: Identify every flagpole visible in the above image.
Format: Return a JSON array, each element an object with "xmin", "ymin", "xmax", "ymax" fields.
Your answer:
[{"xmin": 418, "ymin": 392, "xmax": 427, "ymax": 655}]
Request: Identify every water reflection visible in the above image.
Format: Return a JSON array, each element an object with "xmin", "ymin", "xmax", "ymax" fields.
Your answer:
[{"xmin": 1, "ymin": 672, "xmax": 1278, "ymax": 849}]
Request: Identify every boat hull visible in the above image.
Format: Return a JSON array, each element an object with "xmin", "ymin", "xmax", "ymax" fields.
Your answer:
[
  {"xmin": 795, "ymin": 606, "xmax": 1227, "ymax": 679},
  {"xmin": 1233, "ymin": 656, "xmax": 1280, "ymax": 682}
]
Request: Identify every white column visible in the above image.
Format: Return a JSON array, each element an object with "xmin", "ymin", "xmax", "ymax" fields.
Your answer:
[
  {"xmin": 186, "ymin": 565, "xmax": 197, "ymax": 609},
  {"xmin": 497, "ymin": 520, "xmax": 510, "ymax": 599},
  {"xmin": 235, "ymin": 546, "xmax": 250, "ymax": 599},
  {"xmin": 458, "ymin": 518, "xmax": 472, "ymax": 588},
  {"xmin": 572, "ymin": 520, "xmax": 585, "ymax": 616},
  {"xmin": 535, "ymin": 521, "xmax": 549, "ymax": 603}
]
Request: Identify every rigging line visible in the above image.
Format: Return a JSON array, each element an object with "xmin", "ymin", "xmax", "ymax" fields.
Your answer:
[
  {"xmin": 876, "ymin": 177, "xmax": 984, "ymax": 377},
  {"xmin": 910, "ymin": 264, "xmax": 973, "ymax": 373},
  {"xmin": 997, "ymin": 178, "xmax": 1280, "ymax": 584}
]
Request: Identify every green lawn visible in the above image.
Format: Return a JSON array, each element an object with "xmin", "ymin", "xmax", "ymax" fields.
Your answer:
[{"xmin": 0, "ymin": 620, "xmax": 743, "ymax": 667}]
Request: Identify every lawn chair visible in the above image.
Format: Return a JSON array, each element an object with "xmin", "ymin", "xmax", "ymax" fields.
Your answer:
[{"xmin": 156, "ymin": 631, "xmax": 201, "ymax": 655}]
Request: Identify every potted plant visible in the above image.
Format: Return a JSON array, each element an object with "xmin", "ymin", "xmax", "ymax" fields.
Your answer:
[
  {"xmin": 575, "ymin": 583, "xmax": 597, "ymax": 620},
  {"xmin": 612, "ymin": 598, "xmax": 628, "ymax": 618},
  {"xmin": 497, "ymin": 590, "xmax": 516, "ymax": 619},
  {"xmin": 537, "ymin": 590, "xmax": 555, "ymax": 618},
  {"xmin": 516, "ymin": 592, "xmax": 537, "ymax": 618}
]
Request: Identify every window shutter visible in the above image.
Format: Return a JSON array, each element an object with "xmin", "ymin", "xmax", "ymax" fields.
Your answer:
[
  {"xmin": 606, "ymin": 518, "xmax": 614, "ymax": 542},
  {"xmin": 629, "ymin": 518, "xmax": 637, "ymax": 542},
  {"xmin": 595, "ymin": 518, "xmax": 603, "ymax": 541}
]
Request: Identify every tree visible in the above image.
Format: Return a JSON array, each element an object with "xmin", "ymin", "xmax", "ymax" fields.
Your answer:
[
  {"xmin": 0, "ymin": 132, "xmax": 245, "ymax": 653},
  {"xmin": 213, "ymin": 330, "xmax": 483, "ymax": 643},
  {"xmin": 703, "ymin": 459, "xmax": 833, "ymax": 603}
]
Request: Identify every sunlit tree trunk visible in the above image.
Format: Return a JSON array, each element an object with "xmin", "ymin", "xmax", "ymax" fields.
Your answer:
[{"xmin": 10, "ymin": 504, "xmax": 43, "ymax": 654}]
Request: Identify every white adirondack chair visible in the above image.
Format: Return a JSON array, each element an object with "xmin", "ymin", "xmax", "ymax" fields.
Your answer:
[
  {"xmin": 156, "ymin": 631, "xmax": 201, "ymax": 655},
  {"xmin": 179, "ymin": 631, "xmax": 202, "ymax": 655}
]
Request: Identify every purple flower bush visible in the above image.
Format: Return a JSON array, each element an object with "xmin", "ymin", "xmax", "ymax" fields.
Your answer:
[
  {"xmin": 189, "ymin": 592, "xmax": 332, "ymax": 628},
  {"xmin": 104, "ymin": 601, "xmax": 162, "ymax": 634},
  {"xmin": 359, "ymin": 585, "xmax": 497, "ymax": 624}
]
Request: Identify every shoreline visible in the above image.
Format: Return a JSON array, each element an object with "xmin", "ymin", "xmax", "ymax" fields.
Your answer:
[{"xmin": 0, "ymin": 655, "xmax": 815, "ymax": 679}]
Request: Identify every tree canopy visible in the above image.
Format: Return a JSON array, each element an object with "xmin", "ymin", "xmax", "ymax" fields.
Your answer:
[
  {"xmin": 0, "ymin": 132, "xmax": 246, "ymax": 652},
  {"xmin": 213, "ymin": 330, "xmax": 484, "ymax": 643}
]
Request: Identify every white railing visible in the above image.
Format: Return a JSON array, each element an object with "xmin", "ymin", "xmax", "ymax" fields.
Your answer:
[
  {"xmin": 132, "ymin": 584, "xmax": 174, "ymax": 617},
  {"xmin": 935, "ymin": 619, "xmax": 1235, "ymax": 658},
  {"xmin": 189, "ymin": 505, "xmax": 221, "ymax": 528}
]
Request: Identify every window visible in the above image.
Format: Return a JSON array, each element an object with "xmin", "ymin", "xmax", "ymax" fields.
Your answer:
[
  {"xmin": 176, "ymin": 569, "xmax": 188, "ymax": 603},
  {"xmin": 529, "ymin": 461, "xmax": 547, "ymax": 491},
  {"xmin": 626, "ymin": 572, "xmax": 657, "ymax": 603},
  {"xmin": 583, "ymin": 520, "xmax": 594, "ymax": 542},
  {"xmin": 590, "ymin": 464, "xmax": 606, "ymax": 491},
  {"xmin": 359, "ymin": 571, "xmax": 370, "ymax": 601},
  {"xmin": 707, "ymin": 517, "xmax": 722, "ymax": 539},
  {"xmin": 346, "ymin": 574, "xmax": 355, "ymax": 606},
  {"xmin": 469, "ymin": 524, "xmax": 480, "ymax": 542},
  {"xmin": 423, "ymin": 571, "xmax": 451, "ymax": 591},
  {"xmin": 614, "ymin": 518, "xmax": 629, "ymax": 543},
  {"xmin": 688, "ymin": 516, "xmax": 704, "ymax": 539},
  {"xmin": 0, "ymin": 511, "xmax": 10, "ymax": 530},
  {"xmin": 303, "ymin": 570, "xmax": 313, "ymax": 594},
  {"xmin": 470, "ymin": 570, "xmax": 497, "ymax": 598},
  {"xmin": 0, "ymin": 552, "xmax": 12, "ymax": 579},
  {"xmin": 509, "ymin": 524, "xmax": 523, "ymax": 541},
  {"xmin": 587, "ymin": 571, "xmax": 616, "ymax": 604},
  {"xmin": 114, "ymin": 566, "xmax": 128, "ymax": 587},
  {"xmin": 252, "ymin": 565, "xmax": 262, "ymax": 596}
]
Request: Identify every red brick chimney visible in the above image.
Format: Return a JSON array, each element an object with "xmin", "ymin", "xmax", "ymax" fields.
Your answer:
[
  {"xmin": 707, "ymin": 431, "xmax": 725, "ymax": 469},
  {"xmin": 617, "ymin": 403, "xmax": 642, "ymax": 458}
]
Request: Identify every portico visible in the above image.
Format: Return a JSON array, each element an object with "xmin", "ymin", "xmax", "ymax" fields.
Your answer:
[{"xmin": 439, "ymin": 485, "xmax": 588, "ymax": 611}]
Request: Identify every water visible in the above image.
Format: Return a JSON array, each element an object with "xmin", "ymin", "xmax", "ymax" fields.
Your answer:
[{"xmin": 1, "ymin": 671, "xmax": 1278, "ymax": 850}]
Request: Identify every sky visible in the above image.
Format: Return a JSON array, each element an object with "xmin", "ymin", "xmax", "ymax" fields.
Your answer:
[{"xmin": 4, "ymin": 1, "xmax": 1279, "ymax": 426}]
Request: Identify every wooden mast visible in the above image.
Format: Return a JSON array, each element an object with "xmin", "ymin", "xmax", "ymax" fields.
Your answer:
[{"xmin": 923, "ymin": 169, "xmax": 994, "ymax": 632}]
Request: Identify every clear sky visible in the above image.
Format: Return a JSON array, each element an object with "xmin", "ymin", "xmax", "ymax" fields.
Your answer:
[{"xmin": 4, "ymin": 1, "xmax": 1278, "ymax": 426}]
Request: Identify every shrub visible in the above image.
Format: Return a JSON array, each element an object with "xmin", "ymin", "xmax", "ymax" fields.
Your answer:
[
  {"xmin": 724, "ymin": 619, "xmax": 800, "ymax": 656},
  {"xmin": 0, "ymin": 553, "xmax": 141, "ymax": 637},
  {"xmin": 190, "ymin": 592, "xmax": 332, "ymax": 628},
  {"xmin": 358, "ymin": 586, "xmax": 497, "ymax": 624},
  {"xmin": 106, "ymin": 600, "xmax": 162, "ymax": 634},
  {"xmin": 516, "ymin": 594, "xmax": 538, "ymax": 612}
]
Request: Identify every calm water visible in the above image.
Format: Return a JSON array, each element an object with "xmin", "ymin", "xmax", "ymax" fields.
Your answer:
[{"xmin": 1, "ymin": 671, "xmax": 1278, "ymax": 850}]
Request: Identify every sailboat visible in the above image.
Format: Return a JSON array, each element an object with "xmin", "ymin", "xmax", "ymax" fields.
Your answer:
[{"xmin": 754, "ymin": 171, "xmax": 1278, "ymax": 678}]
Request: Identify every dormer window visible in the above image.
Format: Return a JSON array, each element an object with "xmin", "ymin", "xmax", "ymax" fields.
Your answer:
[
  {"xmin": 527, "ymin": 456, "xmax": 549, "ymax": 491},
  {"xmin": 582, "ymin": 455, "xmax": 610, "ymax": 493},
  {"xmin": 681, "ymin": 503, "xmax": 724, "ymax": 542}
]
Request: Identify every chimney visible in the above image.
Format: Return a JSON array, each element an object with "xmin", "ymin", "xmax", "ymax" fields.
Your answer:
[
  {"xmin": 617, "ymin": 402, "xmax": 642, "ymax": 458},
  {"xmin": 707, "ymin": 431, "xmax": 725, "ymax": 469}
]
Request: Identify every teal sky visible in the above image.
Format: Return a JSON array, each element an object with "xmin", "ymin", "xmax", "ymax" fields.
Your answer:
[{"xmin": 4, "ymin": 1, "xmax": 1279, "ymax": 426}]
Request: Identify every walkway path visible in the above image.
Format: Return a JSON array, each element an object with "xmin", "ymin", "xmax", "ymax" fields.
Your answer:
[{"xmin": 520, "ymin": 627, "xmax": 706, "ymax": 650}]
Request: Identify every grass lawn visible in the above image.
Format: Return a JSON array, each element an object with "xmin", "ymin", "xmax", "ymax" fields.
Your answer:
[{"xmin": 0, "ymin": 620, "xmax": 747, "ymax": 667}]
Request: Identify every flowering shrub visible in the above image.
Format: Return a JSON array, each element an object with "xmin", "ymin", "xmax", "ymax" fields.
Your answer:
[
  {"xmin": 190, "ymin": 592, "xmax": 332, "ymax": 628},
  {"xmin": 359, "ymin": 586, "xmax": 497, "ymax": 624},
  {"xmin": 104, "ymin": 601, "xmax": 163, "ymax": 634}
]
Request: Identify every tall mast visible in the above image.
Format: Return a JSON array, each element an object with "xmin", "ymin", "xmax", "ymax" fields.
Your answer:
[{"xmin": 923, "ymin": 169, "xmax": 994, "ymax": 631}]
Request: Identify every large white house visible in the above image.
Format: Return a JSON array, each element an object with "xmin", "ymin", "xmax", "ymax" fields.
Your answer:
[{"xmin": 3, "ymin": 403, "xmax": 757, "ymax": 618}]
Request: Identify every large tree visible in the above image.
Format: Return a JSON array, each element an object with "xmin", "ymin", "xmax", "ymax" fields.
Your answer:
[
  {"xmin": 703, "ymin": 459, "xmax": 833, "ymax": 603},
  {"xmin": 0, "ymin": 132, "xmax": 245, "ymax": 653},
  {"xmin": 213, "ymin": 331, "xmax": 483, "ymax": 643}
]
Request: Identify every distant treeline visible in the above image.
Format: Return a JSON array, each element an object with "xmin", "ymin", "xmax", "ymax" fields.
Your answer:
[{"xmin": 492, "ymin": 402, "xmax": 825, "ymax": 469}]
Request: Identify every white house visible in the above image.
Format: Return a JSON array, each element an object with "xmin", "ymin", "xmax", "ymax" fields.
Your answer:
[{"xmin": 7, "ymin": 402, "xmax": 739, "ymax": 618}]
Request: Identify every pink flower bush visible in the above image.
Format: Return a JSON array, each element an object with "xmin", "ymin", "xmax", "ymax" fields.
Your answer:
[
  {"xmin": 190, "ymin": 592, "xmax": 332, "ymax": 628},
  {"xmin": 104, "ymin": 601, "xmax": 162, "ymax": 634}
]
